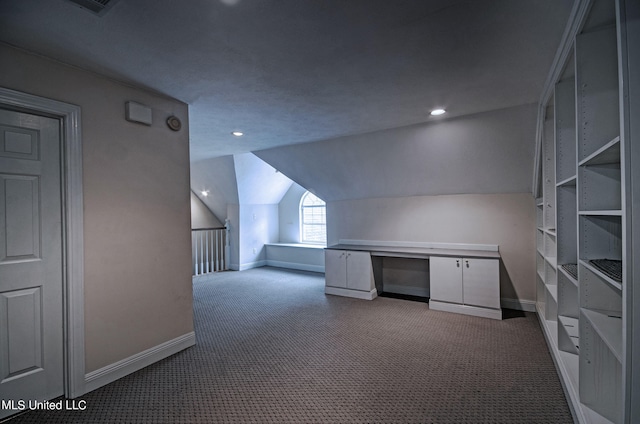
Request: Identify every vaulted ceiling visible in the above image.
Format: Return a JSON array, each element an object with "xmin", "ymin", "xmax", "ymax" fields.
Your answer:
[{"xmin": 0, "ymin": 0, "xmax": 574, "ymax": 161}]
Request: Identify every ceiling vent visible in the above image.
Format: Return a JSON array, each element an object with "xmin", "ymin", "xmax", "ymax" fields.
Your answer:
[{"xmin": 65, "ymin": 0, "xmax": 120, "ymax": 16}]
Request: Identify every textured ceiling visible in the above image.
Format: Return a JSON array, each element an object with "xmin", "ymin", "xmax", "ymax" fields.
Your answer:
[{"xmin": 0, "ymin": 0, "xmax": 573, "ymax": 161}]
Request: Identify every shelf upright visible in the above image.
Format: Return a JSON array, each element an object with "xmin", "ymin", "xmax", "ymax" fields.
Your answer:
[
  {"xmin": 542, "ymin": 100, "xmax": 558, "ymax": 328},
  {"xmin": 575, "ymin": 2, "xmax": 623, "ymax": 421},
  {"xmin": 555, "ymin": 72, "xmax": 580, "ymax": 360}
]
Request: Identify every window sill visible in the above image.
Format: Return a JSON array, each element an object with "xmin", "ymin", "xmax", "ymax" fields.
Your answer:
[{"xmin": 265, "ymin": 243, "xmax": 326, "ymax": 249}]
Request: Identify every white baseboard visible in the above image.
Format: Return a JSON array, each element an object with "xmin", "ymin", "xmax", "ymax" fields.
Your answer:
[
  {"xmin": 84, "ymin": 332, "xmax": 195, "ymax": 394},
  {"xmin": 429, "ymin": 300, "xmax": 502, "ymax": 320},
  {"xmin": 238, "ymin": 260, "xmax": 267, "ymax": 271},
  {"xmin": 383, "ymin": 283, "xmax": 429, "ymax": 298},
  {"xmin": 501, "ymin": 297, "xmax": 536, "ymax": 312},
  {"xmin": 266, "ymin": 260, "xmax": 325, "ymax": 273},
  {"xmin": 325, "ymin": 286, "xmax": 377, "ymax": 300}
]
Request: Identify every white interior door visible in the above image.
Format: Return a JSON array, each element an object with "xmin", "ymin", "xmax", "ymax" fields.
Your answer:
[{"xmin": 0, "ymin": 108, "xmax": 64, "ymax": 418}]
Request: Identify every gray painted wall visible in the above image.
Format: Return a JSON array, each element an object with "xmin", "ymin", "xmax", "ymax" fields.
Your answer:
[
  {"xmin": 191, "ymin": 155, "xmax": 238, "ymax": 221},
  {"xmin": 192, "ymin": 153, "xmax": 293, "ymax": 270},
  {"xmin": 278, "ymin": 182, "xmax": 307, "ymax": 243},
  {"xmin": 328, "ymin": 193, "xmax": 535, "ymax": 302},
  {"xmin": 257, "ymin": 105, "xmax": 538, "ymax": 304},
  {"xmin": 234, "ymin": 153, "xmax": 293, "ymax": 204},
  {"xmin": 0, "ymin": 43, "xmax": 193, "ymax": 372},
  {"xmin": 236, "ymin": 204, "xmax": 279, "ymax": 270},
  {"xmin": 255, "ymin": 104, "xmax": 537, "ymax": 201}
]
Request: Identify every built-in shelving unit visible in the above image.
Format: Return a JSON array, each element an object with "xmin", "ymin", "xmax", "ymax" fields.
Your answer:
[{"xmin": 533, "ymin": 0, "xmax": 636, "ymax": 422}]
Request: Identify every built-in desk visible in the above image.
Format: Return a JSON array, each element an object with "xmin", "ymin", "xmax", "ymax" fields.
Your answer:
[{"xmin": 324, "ymin": 241, "xmax": 502, "ymax": 319}]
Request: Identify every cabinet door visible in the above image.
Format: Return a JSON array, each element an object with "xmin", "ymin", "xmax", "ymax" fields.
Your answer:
[
  {"xmin": 462, "ymin": 258, "xmax": 500, "ymax": 309},
  {"xmin": 429, "ymin": 257, "xmax": 463, "ymax": 303},
  {"xmin": 325, "ymin": 250, "xmax": 347, "ymax": 288},
  {"xmin": 345, "ymin": 250, "xmax": 374, "ymax": 291}
]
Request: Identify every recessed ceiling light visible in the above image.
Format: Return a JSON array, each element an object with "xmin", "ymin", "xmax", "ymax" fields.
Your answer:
[
  {"xmin": 232, "ymin": 131, "xmax": 244, "ymax": 137},
  {"xmin": 201, "ymin": 190, "xmax": 209, "ymax": 197},
  {"xmin": 430, "ymin": 108, "xmax": 446, "ymax": 116}
]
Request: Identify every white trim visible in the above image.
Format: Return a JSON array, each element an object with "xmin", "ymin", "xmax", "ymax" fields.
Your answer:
[
  {"xmin": 538, "ymin": 0, "xmax": 591, "ymax": 108},
  {"xmin": 533, "ymin": 0, "xmax": 592, "ymax": 199},
  {"xmin": 532, "ymin": 103, "xmax": 544, "ymax": 199},
  {"xmin": 84, "ymin": 332, "xmax": 196, "ymax": 394},
  {"xmin": 300, "ymin": 191, "xmax": 327, "ymax": 245},
  {"xmin": 238, "ymin": 259, "xmax": 267, "ymax": 271},
  {"xmin": 325, "ymin": 286, "xmax": 377, "ymax": 300},
  {"xmin": 429, "ymin": 300, "xmax": 502, "ymax": 320},
  {"xmin": 536, "ymin": 305, "xmax": 584, "ymax": 424},
  {"xmin": 382, "ymin": 284, "xmax": 429, "ymax": 298},
  {"xmin": 266, "ymin": 260, "xmax": 324, "ymax": 273},
  {"xmin": 338, "ymin": 239, "xmax": 498, "ymax": 252},
  {"xmin": 0, "ymin": 87, "xmax": 85, "ymax": 398},
  {"xmin": 265, "ymin": 243, "xmax": 325, "ymax": 249},
  {"xmin": 500, "ymin": 297, "xmax": 536, "ymax": 312}
]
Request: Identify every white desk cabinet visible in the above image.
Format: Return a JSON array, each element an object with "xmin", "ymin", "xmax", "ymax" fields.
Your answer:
[
  {"xmin": 325, "ymin": 249, "xmax": 377, "ymax": 300},
  {"xmin": 430, "ymin": 257, "xmax": 501, "ymax": 319}
]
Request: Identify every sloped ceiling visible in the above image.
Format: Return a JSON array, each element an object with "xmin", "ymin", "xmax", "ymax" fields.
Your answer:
[
  {"xmin": 191, "ymin": 153, "xmax": 293, "ymax": 220},
  {"xmin": 191, "ymin": 155, "xmax": 238, "ymax": 221},
  {"xmin": 254, "ymin": 104, "xmax": 538, "ymax": 202},
  {"xmin": 0, "ymin": 0, "xmax": 574, "ymax": 160},
  {"xmin": 233, "ymin": 153, "xmax": 293, "ymax": 204}
]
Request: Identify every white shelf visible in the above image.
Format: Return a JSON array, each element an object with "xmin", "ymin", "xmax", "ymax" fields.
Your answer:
[
  {"xmin": 579, "ymin": 259, "xmax": 622, "ymax": 292},
  {"xmin": 581, "ymin": 308, "xmax": 623, "ymax": 363},
  {"xmin": 559, "ymin": 315, "xmax": 579, "ymax": 337},
  {"xmin": 536, "ymin": 4, "xmax": 629, "ymax": 422},
  {"xmin": 558, "ymin": 350, "xmax": 580, "ymax": 397},
  {"xmin": 578, "ymin": 136, "xmax": 620, "ymax": 166},
  {"xmin": 578, "ymin": 210, "xmax": 622, "ymax": 216},
  {"xmin": 546, "ymin": 283, "xmax": 558, "ymax": 303},
  {"xmin": 559, "ymin": 315, "xmax": 579, "ymax": 349},
  {"xmin": 556, "ymin": 175, "xmax": 577, "ymax": 187},
  {"xmin": 546, "ymin": 256, "xmax": 557, "ymax": 269},
  {"xmin": 558, "ymin": 265, "xmax": 578, "ymax": 287},
  {"xmin": 582, "ymin": 405, "xmax": 616, "ymax": 424}
]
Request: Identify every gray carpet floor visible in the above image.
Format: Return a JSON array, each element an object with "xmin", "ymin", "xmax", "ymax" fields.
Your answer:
[{"xmin": 6, "ymin": 267, "xmax": 573, "ymax": 423}]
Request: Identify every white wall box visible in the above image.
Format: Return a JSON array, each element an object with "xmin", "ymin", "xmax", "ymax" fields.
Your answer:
[
  {"xmin": 429, "ymin": 257, "xmax": 501, "ymax": 320},
  {"xmin": 324, "ymin": 249, "xmax": 376, "ymax": 300},
  {"xmin": 533, "ymin": 0, "xmax": 639, "ymax": 422}
]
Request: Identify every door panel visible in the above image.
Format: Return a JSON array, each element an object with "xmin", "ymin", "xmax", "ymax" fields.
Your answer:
[
  {"xmin": 0, "ymin": 288, "xmax": 43, "ymax": 381},
  {"xmin": 429, "ymin": 257, "xmax": 463, "ymax": 303},
  {"xmin": 462, "ymin": 258, "xmax": 500, "ymax": 309},
  {"xmin": 0, "ymin": 109, "xmax": 63, "ymax": 418},
  {"xmin": 325, "ymin": 249, "xmax": 347, "ymax": 288},
  {"xmin": 0, "ymin": 125, "xmax": 39, "ymax": 161},
  {"xmin": 345, "ymin": 250, "xmax": 373, "ymax": 291},
  {"xmin": 0, "ymin": 175, "xmax": 40, "ymax": 262}
]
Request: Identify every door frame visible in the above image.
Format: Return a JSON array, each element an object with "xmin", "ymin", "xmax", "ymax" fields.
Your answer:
[{"xmin": 0, "ymin": 87, "xmax": 86, "ymax": 398}]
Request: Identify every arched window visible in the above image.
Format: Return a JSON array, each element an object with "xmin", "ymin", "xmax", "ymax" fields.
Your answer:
[{"xmin": 300, "ymin": 191, "xmax": 326, "ymax": 244}]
